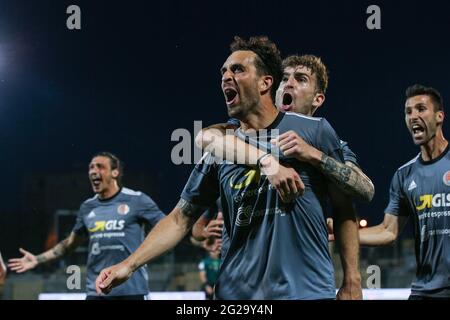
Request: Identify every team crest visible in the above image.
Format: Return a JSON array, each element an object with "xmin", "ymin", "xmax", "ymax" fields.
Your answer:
[
  {"xmin": 117, "ymin": 204, "xmax": 130, "ymax": 215},
  {"xmin": 443, "ymin": 171, "xmax": 450, "ymax": 186}
]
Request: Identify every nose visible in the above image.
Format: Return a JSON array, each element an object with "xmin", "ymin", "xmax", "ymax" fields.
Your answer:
[
  {"xmin": 409, "ymin": 109, "xmax": 420, "ymax": 121},
  {"xmin": 221, "ymin": 69, "xmax": 232, "ymax": 83},
  {"xmin": 284, "ymin": 75, "xmax": 295, "ymax": 89}
]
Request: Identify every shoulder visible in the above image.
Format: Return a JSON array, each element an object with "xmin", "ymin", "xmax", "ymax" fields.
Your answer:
[
  {"xmin": 392, "ymin": 153, "xmax": 421, "ymax": 182},
  {"xmin": 81, "ymin": 194, "xmax": 98, "ymax": 209},
  {"xmin": 121, "ymin": 187, "xmax": 150, "ymax": 206},
  {"xmin": 121, "ymin": 187, "xmax": 143, "ymax": 197},
  {"xmin": 397, "ymin": 153, "xmax": 421, "ymax": 172},
  {"xmin": 279, "ymin": 112, "xmax": 325, "ymax": 138},
  {"xmin": 282, "ymin": 112, "xmax": 322, "ymax": 124}
]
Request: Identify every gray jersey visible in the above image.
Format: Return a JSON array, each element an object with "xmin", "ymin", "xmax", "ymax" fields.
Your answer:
[
  {"xmin": 72, "ymin": 187, "xmax": 165, "ymax": 296},
  {"xmin": 385, "ymin": 145, "xmax": 450, "ymax": 297},
  {"xmin": 182, "ymin": 112, "xmax": 344, "ymax": 299}
]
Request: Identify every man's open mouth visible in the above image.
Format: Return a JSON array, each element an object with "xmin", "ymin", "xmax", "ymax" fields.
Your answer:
[
  {"xmin": 412, "ymin": 123, "xmax": 425, "ymax": 138},
  {"xmin": 280, "ymin": 92, "xmax": 293, "ymax": 111},
  {"xmin": 224, "ymin": 88, "xmax": 238, "ymax": 105},
  {"xmin": 91, "ymin": 177, "xmax": 102, "ymax": 187}
]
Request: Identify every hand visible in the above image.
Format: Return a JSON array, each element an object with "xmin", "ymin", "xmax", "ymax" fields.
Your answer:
[
  {"xmin": 205, "ymin": 284, "xmax": 214, "ymax": 295},
  {"xmin": 271, "ymin": 131, "xmax": 322, "ymax": 164},
  {"xmin": 95, "ymin": 261, "xmax": 133, "ymax": 295},
  {"xmin": 337, "ymin": 276, "xmax": 363, "ymax": 300},
  {"xmin": 8, "ymin": 248, "xmax": 38, "ymax": 273},
  {"xmin": 327, "ymin": 218, "xmax": 335, "ymax": 241},
  {"xmin": 203, "ymin": 238, "xmax": 222, "ymax": 255},
  {"xmin": 202, "ymin": 219, "xmax": 223, "ymax": 239},
  {"xmin": 260, "ymin": 155, "xmax": 305, "ymax": 202}
]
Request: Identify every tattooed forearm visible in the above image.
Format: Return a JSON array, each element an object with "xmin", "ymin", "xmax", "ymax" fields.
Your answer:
[
  {"xmin": 320, "ymin": 154, "xmax": 375, "ymax": 202},
  {"xmin": 35, "ymin": 239, "xmax": 71, "ymax": 265},
  {"xmin": 176, "ymin": 199, "xmax": 204, "ymax": 219},
  {"xmin": 52, "ymin": 239, "xmax": 69, "ymax": 258},
  {"xmin": 36, "ymin": 254, "xmax": 47, "ymax": 264}
]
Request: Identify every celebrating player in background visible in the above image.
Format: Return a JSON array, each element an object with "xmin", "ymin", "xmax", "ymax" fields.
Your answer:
[
  {"xmin": 8, "ymin": 152, "xmax": 165, "ymax": 300},
  {"xmin": 329, "ymin": 85, "xmax": 450, "ymax": 300}
]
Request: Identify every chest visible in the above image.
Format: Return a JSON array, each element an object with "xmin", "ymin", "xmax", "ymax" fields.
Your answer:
[
  {"xmin": 83, "ymin": 202, "xmax": 137, "ymax": 233},
  {"xmin": 404, "ymin": 166, "xmax": 450, "ymax": 211}
]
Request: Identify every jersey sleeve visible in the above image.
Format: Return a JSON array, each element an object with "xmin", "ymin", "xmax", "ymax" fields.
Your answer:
[
  {"xmin": 180, "ymin": 153, "xmax": 221, "ymax": 213},
  {"xmin": 316, "ymin": 118, "xmax": 345, "ymax": 163},
  {"xmin": 384, "ymin": 170, "xmax": 410, "ymax": 217},
  {"xmin": 72, "ymin": 203, "xmax": 88, "ymax": 237},
  {"xmin": 340, "ymin": 140, "xmax": 360, "ymax": 167},
  {"xmin": 137, "ymin": 194, "xmax": 166, "ymax": 228}
]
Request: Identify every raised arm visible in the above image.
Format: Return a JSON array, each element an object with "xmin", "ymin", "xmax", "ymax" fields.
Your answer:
[
  {"xmin": 8, "ymin": 232, "xmax": 85, "ymax": 273},
  {"xmin": 272, "ymin": 130, "xmax": 375, "ymax": 202},
  {"xmin": 95, "ymin": 198, "xmax": 203, "ymax": 294},
  {"xmin": 196, "ymin": 124, "xmax": 305, "ymax": 202},
  {"xmin": 320, "ymin": 156, "xmax": 375, "ymax": 202}
]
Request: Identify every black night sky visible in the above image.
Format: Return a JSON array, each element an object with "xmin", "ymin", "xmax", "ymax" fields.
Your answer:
[{"xmin": 0, "ymin": 0, "xmax": 449, "ymax": 255}]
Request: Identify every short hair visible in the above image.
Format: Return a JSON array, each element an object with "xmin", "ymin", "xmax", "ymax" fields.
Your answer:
[
  {"xmin": 282, "ymin": 54, "xmax": 328, "ymax": 94},
  {"xmin": 230, "ymin": 36, "xmax": 282, "ymax": 101},
  {"xmin": 405, "ymin": 84, "xmax": 444, "ymax": 112},
  {"xmin": 92, "ymin": 151, "xmax": 124, "ymax": 186}
]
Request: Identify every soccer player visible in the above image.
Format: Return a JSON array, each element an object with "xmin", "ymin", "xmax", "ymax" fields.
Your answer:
[
  {"xmin": 193, "ymin": 54, "xmax": 371, "ymax": 299},
  {"xmin": 95, "ymin": 36, "xmax": 360, "ymax": 300},
  {"xmin": 198, "ymin": 249, "xmax": 221, "ymax": 300},
  {"xmin": 8, "ymin": 152, "xmax": 165, "ymax": 300},
  {"xmin": 329, "ymin": 84, "xmax": 450, "ymax": 299}
]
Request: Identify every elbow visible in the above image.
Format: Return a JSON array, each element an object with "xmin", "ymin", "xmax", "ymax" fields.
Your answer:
[
  {"xmin": 384, "ymin": 230, "xmax": 398, "ymax": 246},
  {"xmin": 195, "ymin": 129, "xmax": 208, "ymax": 149},
  {"xmin": 367, "ymin": 181, "xmax": 375, "ymax": 202},
  {"xmin": 195, "ymin": 128, "xmax": 225, "ymax": 150},
  {"xmin": 359, "ymin": 181, "xmax": 375, "ymax": 203}
]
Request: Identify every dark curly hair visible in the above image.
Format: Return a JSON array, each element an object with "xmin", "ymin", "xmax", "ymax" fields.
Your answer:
[
  {"xmin": 406, "ymin": 84, "xmax": 444, "ymax": 112},
  {"xmin": 230, "ymin": 36, "xmax": 282, "ymax": 101}
]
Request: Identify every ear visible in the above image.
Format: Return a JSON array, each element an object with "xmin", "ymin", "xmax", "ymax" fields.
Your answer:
[
  {"xmin": 260, "ymin": 75, "xmax": 273, "ymax": 95},
  {"xmin": 311, "ymin": 93, "xmax": 325, "ymax": 113},
  {"xmin": 112, "ymin": 169, "xmax": 119, "ymax": 179},
  {"xmin": 436, "ymin": 110, "xmax": 445, "ymax": 125}
]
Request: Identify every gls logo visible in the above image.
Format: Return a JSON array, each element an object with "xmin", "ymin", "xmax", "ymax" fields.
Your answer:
[
  {"xmin": 88, "ymin": 220, "xmax": 125, "ymax": 232},
  {"xmin": 229, "ymin": 169, "xmax": 260, "ymax": 190},
  {"xmin": 416, "ymin": 194, "xmax": 450, "ymax": 211}
]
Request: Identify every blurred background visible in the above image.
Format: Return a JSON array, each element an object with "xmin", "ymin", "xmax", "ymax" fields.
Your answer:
[{"xmin": 0, "ymin": 0, "xmax": 449, "ymax": 299}]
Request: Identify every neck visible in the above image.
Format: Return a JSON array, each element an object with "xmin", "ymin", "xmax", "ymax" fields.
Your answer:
[
  {"xmin": 240, "ymin": 96, "xmax": 278, "ymax": 131},
  {"xmin": 420, "ymin": 129, "xmax": 448, "ymax": 161},
  {"xmin": 99, "ymin": 183, "xmax": 120, "ymax": 200}
]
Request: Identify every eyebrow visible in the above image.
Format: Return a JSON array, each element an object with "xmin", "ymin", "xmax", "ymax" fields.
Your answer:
[
  {"xmin": 221, "ymin": 63, "xmax": 245, "ymax": 74},
  {"xmin": 283, "ymin": 71, "xmax": 310, "ymax": 78}
]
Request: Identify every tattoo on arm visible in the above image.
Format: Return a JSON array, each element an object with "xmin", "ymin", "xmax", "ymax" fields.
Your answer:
[
  {"xmin": 176, "ymin": 199, "xmax": 204, "ymax": 219},
  {"xmin": 52, "ymin": 239, "xmax": 69, "ymax": 258},
  {"xmin": 36, "ymin": 254, "xmax": 47, "ymax": 264},
  {"xmin": 36, "ymin": 238, "xmax": 71, "ymax": 264},
  {"xmin": 320, "ymin": 154, "xmax": 374, "ymax": 202}
]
